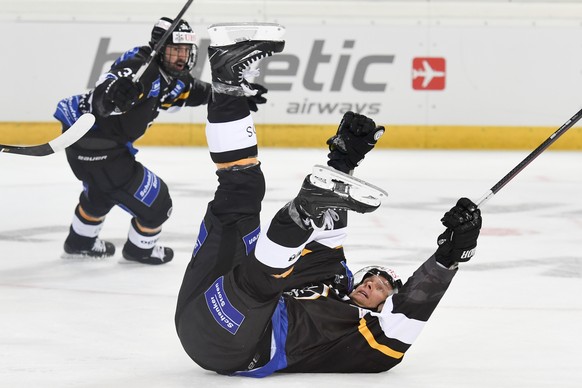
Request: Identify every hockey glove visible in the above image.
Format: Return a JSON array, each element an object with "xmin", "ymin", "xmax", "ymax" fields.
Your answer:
[
  {"xmin": 435, "ymin": 197, "xmax": 482, "ymax": 269},
  {"xmin": 105, "ymin": 77, "xmax": 143, "ymax": 113},
  {"xmin": 245, "ymin": 83, "xmax": 268, "ymax": 112},
  {"xmin": 326, "ymin": 111, "xmax": 385, "ymax": 173}
]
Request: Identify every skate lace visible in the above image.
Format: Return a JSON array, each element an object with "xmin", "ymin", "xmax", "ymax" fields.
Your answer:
[
  {"xmin": 242, "ymin": 67, "xmax": 260, "ymax": 80},
  {"xmin": 151, "ymin": 245, "xmax": 166, "ymax": 260},
  {"xmin": 238, "ymin": 52, "xmax": 271, "ymax": 83},
  {"xmin": 310, "ymin": 209, "xmax": 340, "ymax": 231},
  {"xmin": 92, "ymin": 239, "xmax": 107, "ymax": 253},
  {"xmin": 241, "ymin": 80, "xmax": 259, "ymax": 96}
]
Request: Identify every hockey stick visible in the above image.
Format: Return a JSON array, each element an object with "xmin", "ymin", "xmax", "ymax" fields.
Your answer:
[
  {"xmin": 0, "ymin": 113, "xmax": 95, "ymax": 157},
  {"xmin": 476, "ymin": 107, "xmax": 582, "ymax": 207},
  {"xmin": 133, "ymin": 0, "xmax": 195, "ymax": 82}
]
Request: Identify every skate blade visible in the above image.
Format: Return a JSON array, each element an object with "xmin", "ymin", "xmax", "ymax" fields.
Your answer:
[
  {"xmin": 61, "ymin": 253, "xmax": 112, "ymax": 261},
  {"xmin": 208, "ymin": 22, "xmax": 285, "ymax": 47},
  {"xmin": 310, "ymin": 165, "xmax": 388, "ymax": 207}
]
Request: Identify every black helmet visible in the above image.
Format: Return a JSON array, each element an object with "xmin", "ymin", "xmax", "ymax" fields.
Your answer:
[
  {"xmin": 150, "ymin": 17, "xmax": 198, "ymax": 77},
  {"xmin": 352, "ymin": 265, "xmax": 402, "ymax": 294}
]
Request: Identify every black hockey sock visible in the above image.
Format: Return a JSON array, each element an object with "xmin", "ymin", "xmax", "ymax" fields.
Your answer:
[
  {"xmin": 208, "ymin": 92, "xmax": 250, "ymax": 123},
  {"xmin": 266, "ymin": 202, "xmax": 313, "ymax": 246}
]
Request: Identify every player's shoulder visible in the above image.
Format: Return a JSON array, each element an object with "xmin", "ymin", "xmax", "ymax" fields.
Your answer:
[
  {"xmin": 111, "ymin": 46, "xmax": 151, "ymax": 68},
  {"xmin": 174, "ymin": 72, "xmax": 196, "ymax": 85}
]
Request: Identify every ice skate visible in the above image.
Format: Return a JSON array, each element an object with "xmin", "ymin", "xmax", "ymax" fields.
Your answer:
[
  {"xmin": 121, "ymin": 219, "xmax": 173, "ymax": 265},
  {"xmin": 293, "ymin": 165, "xmax": 388, "ymax": 227},
  {"xmin": 122, "ymin": 244, "xmax": 174, "ymax": 265},
  {"xmin": 207, "ymin": 22, "xmax": 285, "ymax": 95},
  {"xmin": 62, "ymin": 238, "xmax": 115, "ymax": 259}
]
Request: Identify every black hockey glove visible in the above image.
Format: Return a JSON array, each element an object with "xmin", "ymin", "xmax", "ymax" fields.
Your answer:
[
  {"xmin": 105, "ymin": 77, "xmax": 143, "ymax": 113},
  {"xmin": 326, "ymin": 111, "xmax": 385, "ymax": 173},
  {"xmin": 245, "ymin": 83, "xmax": 268, "ymax": 112},
  {"xmin": 435, "ymin": 197, "xmax": 482, "ymax": 269}
]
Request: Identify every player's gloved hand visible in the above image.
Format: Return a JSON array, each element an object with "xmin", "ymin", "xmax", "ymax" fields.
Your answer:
[
  {"xmin": 326, "ymin": 111, "xmax": 385, "ymax": 173},
  {"xmin": 244, "ymin": 83, "xmax": 268, "ymax": 112},
  {"xmin": 105, "ymin": 77, "xmax": 143, "ymax": 113},
  {"xmin": 435, "ymin": 197, "xmax": 482, "ymax": 269}
]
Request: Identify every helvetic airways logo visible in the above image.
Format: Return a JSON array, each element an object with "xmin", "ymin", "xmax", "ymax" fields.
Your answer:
[{"xmin": 412, "ymin": 57, "xmax": 446, "ymax": 90}]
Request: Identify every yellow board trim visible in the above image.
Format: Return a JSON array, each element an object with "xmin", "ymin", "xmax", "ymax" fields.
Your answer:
[
  {"xmin": 358, "ymin": 317, "xmax": 404, "ymax": 359},
  {"xmin": 2, "ymin": 122, "xmax": 582, "ymax": 149}
]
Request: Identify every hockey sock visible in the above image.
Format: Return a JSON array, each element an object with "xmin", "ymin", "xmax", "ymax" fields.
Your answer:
[
  {"xmin": 65, "ymin": 206, "xmax": 105, "ymax": 249},
  {"xmin": 122, "ymin": 218, "xmax": 174, "ymax": 264},
  {"xmin": 124, "ymin": 218, "xmax": 161, "ymax": 255},
  {"xmin": 254, "ymin": 214, "xmax": 314, "ymax": 269},
  {"xmin": 206, "ymin": 93, "xmax": 257, "ymax": 164}
]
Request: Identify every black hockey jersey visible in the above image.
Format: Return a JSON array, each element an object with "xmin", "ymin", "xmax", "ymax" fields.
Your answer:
[
  {"xmin": 236, "ymin": 238, "xmax": 457, "ymax": 377},
  {"xmin": 54, "ymin": 46, "xmax": 211, "ymax": 147}
]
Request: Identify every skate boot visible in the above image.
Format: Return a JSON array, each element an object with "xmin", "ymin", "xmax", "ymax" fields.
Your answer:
[
  {"xmin": 207, "ymin": 22, "xmax": 285, "ymax": 96},
  {"xmin": 62, "ymin": 209, "xmax": 115, "ymax": 259},
  {"xmin": 293, "ymin": 165, "xmax": 388, "ymax": 228},
  {"xmin": 121, "ymin": 218, "xmax": 173, "ymax": 265},
  {"xmin": 122, "ymin": 243, "xmax": 174, "ymax": 265},
  {"xmin": 63, "ymin": 229, "xmax": 115, "ymax": 259}
]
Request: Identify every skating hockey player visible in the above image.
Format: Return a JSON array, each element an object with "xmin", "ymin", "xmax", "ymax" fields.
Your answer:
[
  {"xmin": 174, "ymin": 23, "xmax": 482, "ymax": 376},
  {"xmin": 53, "ymin": 17, "xmax": 269, "ymax": 264}
]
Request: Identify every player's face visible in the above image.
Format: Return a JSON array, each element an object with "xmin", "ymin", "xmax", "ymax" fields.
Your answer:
[
  {"xmin": 349, "ymin": 275, "xmax": 394, "ymax": 310},
  {"xmin": 163, "ymin": 44, "xmax": 191, "ymax": 73}
]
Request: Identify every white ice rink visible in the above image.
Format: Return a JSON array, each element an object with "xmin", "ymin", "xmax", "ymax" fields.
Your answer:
[{"xmin": 1, "ymin": 146, "xmax": 581, "ymax": 388}]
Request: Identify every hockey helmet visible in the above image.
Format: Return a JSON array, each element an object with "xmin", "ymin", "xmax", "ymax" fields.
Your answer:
[
  {"xmin": 150, "ymin": 17, "xmax": 198, "ymax": 77},
  {"xmin": 352, "ymin": 265, "xmax": 402, "ymax": 294}
]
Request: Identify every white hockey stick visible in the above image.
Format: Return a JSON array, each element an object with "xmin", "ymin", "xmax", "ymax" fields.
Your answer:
[{"xmin": 0, "ymin": 113, "xmax": 95, "ymax": 157}]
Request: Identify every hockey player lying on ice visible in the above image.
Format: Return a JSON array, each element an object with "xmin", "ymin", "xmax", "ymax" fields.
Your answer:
[{"xmin": 175, "ymin": 23, "xmax": 482, "ymax": 377}]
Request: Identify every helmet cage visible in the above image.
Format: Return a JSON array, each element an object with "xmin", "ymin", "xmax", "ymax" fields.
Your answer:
[
  {"xmin": 352, "ymin": 265, "xmax": 403, "ymax": 294},
  {"xmin": 150, "ymin": 17, "xmax": 198, "ymax": 77},
  {"xmin": 160, "ymin": 42, "xmax": 198, "ymax": 78}
]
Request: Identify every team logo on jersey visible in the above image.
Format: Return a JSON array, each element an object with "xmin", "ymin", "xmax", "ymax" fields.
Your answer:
[
  {"xmin": 205, "ymin": 276, "xmax": 246, "ymax": 335},
  {"xmin": 167, "ymin": 79, "xmax": 186, "ymax": 101},
  {"xmin": 148, "ymin": 78, "xmax": 161, "ymax": 98},
  {"xmin": 191, "ymin": 220, "xmax": 208, "ymax": 258},
  {"xmin": 242, "ymin": 226, "xmax": 260, "ymax": 255}
]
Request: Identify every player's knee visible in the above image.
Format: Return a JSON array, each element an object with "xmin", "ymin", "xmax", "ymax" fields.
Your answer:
[
  {"xmin": 138, "ymin": 189, "xmax": 173, "ymax": 229},
  {"xmin": 213, "ymin": 164, "xmax": 265, "ymax": 217},
  {"xmin": 78, "ymin": 193, "xmax": 112, "ymax": 219}
]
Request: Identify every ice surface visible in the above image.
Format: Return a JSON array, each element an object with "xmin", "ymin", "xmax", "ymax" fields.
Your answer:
[{"xmin": 1, "ymin": 147, "xmax": 581, "ymax": 387}]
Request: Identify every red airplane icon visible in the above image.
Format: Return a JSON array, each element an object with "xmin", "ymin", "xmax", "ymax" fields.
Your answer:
[{"xmin": 412, "ymin": 57, "xmax": 446, "ymax": 90}]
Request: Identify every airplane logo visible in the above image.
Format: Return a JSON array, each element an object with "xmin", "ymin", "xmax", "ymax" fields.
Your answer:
[{"xmin": 412, "ymin": 57, "xmax": 446, "ymax": 90}]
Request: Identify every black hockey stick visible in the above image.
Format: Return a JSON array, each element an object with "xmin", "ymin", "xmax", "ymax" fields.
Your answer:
[
  {"xmin": 476, "ymin": 107, "xmax": 582, "ymax": 206},
  {"xmin": 0, "ymin": 113, "xmax": 95, "ymax": 157},
  {"xmin": 133, "ymin": 0, "xmax": 195, "ymax": 82}
]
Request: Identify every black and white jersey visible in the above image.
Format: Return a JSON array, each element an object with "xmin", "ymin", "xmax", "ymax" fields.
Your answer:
[
  {"xmin": 237, "ymin": 239, "xmax": 457, "ymax": 377},
  {"xmin": 54, "ymin": 46, "xmax": 211, "ymax": 146}
]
